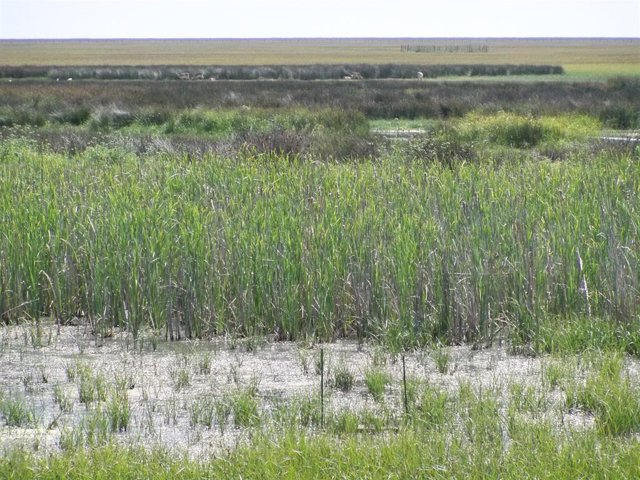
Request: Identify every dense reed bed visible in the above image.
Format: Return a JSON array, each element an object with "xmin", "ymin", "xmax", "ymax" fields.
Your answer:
[{"xmin": 1, "ymin": 137, "xmax": 638, "ymax": 347}]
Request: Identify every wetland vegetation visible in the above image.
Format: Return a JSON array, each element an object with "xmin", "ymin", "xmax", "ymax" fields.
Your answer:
[{"xmin": 0, "ymin": 41, "xmax": 639, "ymax": 476}]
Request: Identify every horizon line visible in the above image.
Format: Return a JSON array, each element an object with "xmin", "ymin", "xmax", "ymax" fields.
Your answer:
[{"xmin": 2, "ymin": 36, "xmax": 639, "ymax": 42}]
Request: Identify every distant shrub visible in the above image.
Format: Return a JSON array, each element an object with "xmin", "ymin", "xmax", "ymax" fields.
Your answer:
[
  {"xmin": 537, "ymin": 114, "xmax": 601, "ymax": 140},
  {"xmin": 606, "ymin": 76, "xmax": 640, "ymax": 94},
  {"xmin": 50, "ymin": 107, "xmax": 91, "ymax": 126},
  {"xmin": 310, "ymin": 130, "xmax": 377, "ymax": 161},
  {"xmin": 134, "ymin": 109, "xmax": 172, "ymax": 126},
  {"xmin": 0, "ymin": 106, "xmax": 46, "ymax": 127},
  {"xmin": 600, "ymin": 106, "xmax": 639, "ymax": 129},
  {"xmin": 89, "ymin": 105, "xmax": 134, "ymax": 130},
  {"xmin": 456, "ymin": 112, "xmax": 599, "ymax": 148},
  {"xmin": 464, "ymin": 113, "xmax": 545, "ymax": 148},
  {"xmin": 2, "ymin": 78, "xmax": 635, "ymax": 124},
  {"xmin": 236, "ymin": 128, "xmax": 309, "ymax": 157},
  {"xmin": 407, "ymin": 127, "xmax": 477, "ymax": 167},
  {"xmin": 0, "ymin": 64, "xmax": 564, "ymax": 82}
]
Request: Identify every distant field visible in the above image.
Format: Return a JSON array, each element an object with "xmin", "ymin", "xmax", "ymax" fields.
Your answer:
[{"xmin": 0, "ymin": 38, "xmax": 638, "ymax": 77}]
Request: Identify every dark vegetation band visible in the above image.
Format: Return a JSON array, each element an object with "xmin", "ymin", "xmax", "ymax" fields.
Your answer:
[
  {"xmin": 1, "ymin": 77, "xmax": 638, "ymax": 128},
  {"xmin": 0, "ymin": 63, "xmax": 563, "ymax": 81}
]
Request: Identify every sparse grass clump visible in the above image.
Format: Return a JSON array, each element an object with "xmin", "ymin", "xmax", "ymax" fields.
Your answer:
[
  {"xmin": 53, "ymin": 384, "xmax": 74, "ymax": 413},
  {"xmin": 171, "ymin": 368, "xmax": 191, "ymax": 391},
  {"xmin": 0, "ymin": 393, "xmax": 36, "ymax": 427},
  {"xmin": 105, "ymin": 389, "xmax": 131, "ymax": 433},
  {"xmin": 76, "ymin": 364, "xmax": 108, "ymax": 405},
  {"xmin": 332, "ymin": 365, "xmax": 355, "ymax": 392},
  {"xmin": 81, "ymin": 408, "xmax": 112, "ymax": 447},
  {"xmin": 229, "ymin": 388, "xmax": 261, "ymax": 428},
  {"xmin": 364, "ymin": 368, "xmax": 389, "ymax": 402},
  {"xmin": 432, "ymin": 346, "xmax": 453, "ymax": 375},
  {"xmin": 189, "ymin": 396, "xmax": 216, "ymax": 429},
  {"xmin": 197, "ymin": 353, "xmax": 212, "ymax": 375},
  {"xmin": 565, "ymin": 353, "xmax": 640, "ymax": 435}
]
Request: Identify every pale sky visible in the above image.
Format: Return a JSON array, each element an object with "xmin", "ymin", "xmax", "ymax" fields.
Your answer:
[{"xmin": 0, "ymin": 0, "xmax": 638, "ymax": 39}]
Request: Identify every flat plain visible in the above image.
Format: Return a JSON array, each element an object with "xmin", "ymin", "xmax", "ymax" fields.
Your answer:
[{"xmin": 1, "ymin": 37, "xmax": 638, "ymax": 78}]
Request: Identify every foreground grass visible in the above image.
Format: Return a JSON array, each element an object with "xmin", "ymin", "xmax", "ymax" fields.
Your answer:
[{"xmin": 2, "ymin": 426, "xmax": 639, "ymax": 479}]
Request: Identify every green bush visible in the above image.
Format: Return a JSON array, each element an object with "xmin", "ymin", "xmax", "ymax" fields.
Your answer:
[
  {"xmin": 457, "ymin": 112, "xmax": 601, "ymax": 148},
  {"xmin": 407, "ymin": 127, "xmax": 477, "ymax": 167},
  {"xmin": 89, "ymin": 106, "xmax": 135, "ymax": 130}
]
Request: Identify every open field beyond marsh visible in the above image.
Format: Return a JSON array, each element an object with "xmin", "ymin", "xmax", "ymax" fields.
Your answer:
[
  {"xmin": 1, "ymin": 38, "xmax": 638, "ymax": 67},
  {"xmin": 1, "ymin": 38, "xmax": 638, "ymax": 78}
]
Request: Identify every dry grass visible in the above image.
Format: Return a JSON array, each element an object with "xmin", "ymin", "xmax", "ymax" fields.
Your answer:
[{"xmin": 0, "ymin": 38, "xmax": 638, "ymax": 75}]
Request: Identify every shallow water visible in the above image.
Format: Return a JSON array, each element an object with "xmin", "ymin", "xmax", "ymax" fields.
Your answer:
[{"xmin": 1, "ymin": 322, "xmax": 636, "ymax": 459}]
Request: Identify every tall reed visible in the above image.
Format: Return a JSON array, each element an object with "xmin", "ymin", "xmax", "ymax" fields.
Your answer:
[{"xmin": 1, "ymin": 140, "xmax": 637, "ymax": 345}]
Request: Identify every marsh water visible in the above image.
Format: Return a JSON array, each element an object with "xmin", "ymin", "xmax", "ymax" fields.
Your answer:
[{"xmin": 1, "ymin": 322, "xmax": 636, "ymax": 459}]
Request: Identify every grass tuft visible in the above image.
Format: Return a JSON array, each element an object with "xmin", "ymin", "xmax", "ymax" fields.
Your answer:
[{"xmin": 364, "ymin": 368, "xmax": 390, "ymax": 402}]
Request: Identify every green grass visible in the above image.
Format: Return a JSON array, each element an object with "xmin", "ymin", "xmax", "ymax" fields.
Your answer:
[
  {"xmin": 456, "ymin": 112, "xmax": 601, "ymax": 147},
  {"xmin": 53, "ymin": 384, "xmax": 74, "ymax": 413},
  {"xmin": 3, "ymin": 390, "xmax": 640, "ymax": 479},
  {"xmin": 565, "ymin": 63, "xmax": 640, "ymax": 79},
  {"xmin": 332, "ymin": 365, "xmax": 355, "ymax": 392},
  {"xmin": 171, "ymin": 368, "xmax": 190, "ymax": 391},
  {"xmin": 229, "ymin": 387, "xmax": 261, "ymax": 428},
  {"xmin": 76, "ymin": 364, "xmax": 108, "ymax": 405},
  {"xmin": 105, "ymin": 389, "xmax": 131, "ymax": 433},
  {"xmin": 411, "ymin": 385, "xmax": 448, "ymax": 428},
  {"xmin": 432, "ymin": 346, "xmax": 453, "ymax": 374},
  {"xmin": 188, "ymin": 395, "xmax": 216, "ymax": 429}
]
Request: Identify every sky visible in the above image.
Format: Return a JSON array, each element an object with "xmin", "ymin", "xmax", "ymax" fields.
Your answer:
[{"xmin": 0, "ymin": 0, "xmax": 638, "ymax": 39}]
